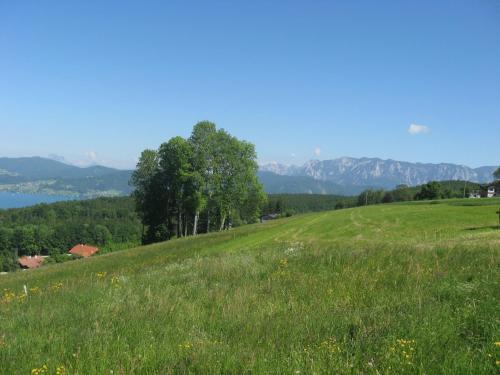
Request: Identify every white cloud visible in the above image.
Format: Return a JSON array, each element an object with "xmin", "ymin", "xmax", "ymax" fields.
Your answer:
[
  {"xmin": 314, "ymin": 147, "xmax": 321, "ymax": 157},
  {"xmin": 408, "ymin": 123, "xmax": 430, "ymax": 135},
  {"xmin": 85, "ymin": 151, "xmax": 98, "ymax": 162},
  {"xmin": 71, "ymin": 151, "xmax": 99, "ymax": 167}
]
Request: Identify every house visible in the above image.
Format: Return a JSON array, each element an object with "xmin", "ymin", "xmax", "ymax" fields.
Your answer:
[
  {"xmin": 469, "ymin": 192, "xmax": 481, "ymax": 199},
  {"xmin": 487, "ymin": 186, "xmax": 496, "ymax": 198},
  {"xmin": 18, "ymin": 255, "xmax": 44, "ymax": 269},
  {"xmin": 69, "ymin": 244, "xmax": 99, "ymax": 258},
  {"xmin": 261, "ymin": 213, "xmax": 280, "ymax": 222}
]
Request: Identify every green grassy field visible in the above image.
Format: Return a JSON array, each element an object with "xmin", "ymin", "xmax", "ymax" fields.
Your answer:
[{"xmin": 1, "ymin": 199, "xmax": 500, "ymax": 374}]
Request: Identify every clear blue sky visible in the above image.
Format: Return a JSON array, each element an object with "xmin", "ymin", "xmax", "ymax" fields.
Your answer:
[{"xmin": 1, "ymin": 0, "xmax": 499, "ymax": 169}]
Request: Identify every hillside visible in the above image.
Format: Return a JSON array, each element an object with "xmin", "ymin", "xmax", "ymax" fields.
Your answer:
[
  {"xmin": 261, "ymin": 157, "xmax": 497, "ymax": 189},
  {"xmin": 1, "ymin": 199, "xmax": 499, "ymax": 373},
  {"xmin": 0, "ymin": 157, "xmax": 120, "ymax": 182},
  {"xmin": 0, "ymin": 157, "xmax": 133, "ymax": 198}
]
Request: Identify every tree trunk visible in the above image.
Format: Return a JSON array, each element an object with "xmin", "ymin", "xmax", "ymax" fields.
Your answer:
[
  {"xmin": 184, "ymin": 216, "xmax": 188, "ymax": 237},
  {"xmin": 193, "ymin": 211, "xmax": 199, "ymax": 236},
  {"xmin": 207, "ymin": 209, "xmax": 210, "ymax": 233},
  {"xmin": 177, "ymin": 210, "xmax": 182, "ymax": 238},
  {"xmin": 219, "ymin": 215, "xmax": 226, "ymax": 232}
]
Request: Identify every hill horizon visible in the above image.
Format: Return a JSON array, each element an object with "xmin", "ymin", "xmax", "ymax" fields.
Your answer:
[{"xmin": 0, "ymin": 156, "xmax": 497, "ymax": 200}]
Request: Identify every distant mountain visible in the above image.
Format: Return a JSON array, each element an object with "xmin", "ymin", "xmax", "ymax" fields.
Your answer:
[
  {"xmin": 257, "ymin": 171, "xmax": 369, "ymax": 195},
  {"xmin": 1, "ymin": 156, "xmax": 496, "ymax": 199},
  {"xmin": 0, "ymin": 157, "xmax": 120, "ymax": 183},
  {"xmin": 0, "ymin": 157, "xmax": 133, "ymax": 198},
  {"xmin": 260, "ymin": 157, "xmax": 497, "ymax": 189}
]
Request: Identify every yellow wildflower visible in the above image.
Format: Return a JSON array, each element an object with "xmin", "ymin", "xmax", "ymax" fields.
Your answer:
[
  {"xmin": 50, "ymin": 282, "xmax": 63, "ymax": 291},
  {"xmin": 110, "ymin": 275, "xmax": 120, "ymax": 285},
  {"xmin": 178, "ymin": 342, "xmax": 193, "ymax": 350},
  {"xmin": 319, "ymin": 337, "xmax": 341, "ymax": 354},
  {"xmin": 29, "ymin": 287, "xmax": 41, "ymax": 295}
]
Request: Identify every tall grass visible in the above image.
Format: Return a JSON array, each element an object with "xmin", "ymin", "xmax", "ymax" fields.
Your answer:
[{"xmin": 1, "ymin": 198, "xmax": 499, "ymax": 374}]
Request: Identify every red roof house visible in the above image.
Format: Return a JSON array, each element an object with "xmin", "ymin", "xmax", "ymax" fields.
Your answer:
[
  {"xmin": 69, "ymin": 244, "xmax": 99, "ymax": 258},
  {"xmin": 18, "ymin": 255, "xmax": 44, "ymax": 269}
]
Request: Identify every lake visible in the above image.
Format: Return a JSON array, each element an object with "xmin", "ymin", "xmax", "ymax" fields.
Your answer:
[{"xmin": 0, "ymin": 192, "xmax": 75, "ymax": 209}]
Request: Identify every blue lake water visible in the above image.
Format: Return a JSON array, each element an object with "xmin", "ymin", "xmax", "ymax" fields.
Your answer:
[{"xmin": 0, "ymin": 192, "xmax": 75, "ymax": 209}]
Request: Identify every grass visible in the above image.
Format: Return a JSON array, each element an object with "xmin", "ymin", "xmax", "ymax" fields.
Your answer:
[{"xmin": 1, "ymin": 198, "xmax": 499, "ymax": 374}]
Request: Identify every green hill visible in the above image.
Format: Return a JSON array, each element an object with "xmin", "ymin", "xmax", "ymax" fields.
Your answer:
[
  {"xmin": 0, "ymin": 157, "xmax": 134, "ymax": 198},
  {"xmin": 1, "ymin": 199, "xmax": 499, "ymax": 373}
]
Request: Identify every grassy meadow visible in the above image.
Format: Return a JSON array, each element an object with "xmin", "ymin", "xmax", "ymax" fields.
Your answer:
[{"xmin": 1, "ymin": 198, "xmax": 500, "ymax": 374}]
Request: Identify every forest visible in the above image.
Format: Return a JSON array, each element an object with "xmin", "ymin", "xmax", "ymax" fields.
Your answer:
[
  {"xmin": 0, "ymin": 197, "xmax": 141, "ymax": 271},
  {"xmin": 355, "ymin": 180, "xmax": 498, "ymax": 206}
]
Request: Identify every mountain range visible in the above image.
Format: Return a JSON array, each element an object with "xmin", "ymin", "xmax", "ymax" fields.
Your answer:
[
  {"xmin": 0, "ymin": 156, "xmax": 497, "ymax": 198},
  {"xmin": 0, "ymin": 157, "xmax": 133, "ymax": 198},
  {"xmin": 260, "ymin": 157, "xmax": 497, "ymax": 190}
]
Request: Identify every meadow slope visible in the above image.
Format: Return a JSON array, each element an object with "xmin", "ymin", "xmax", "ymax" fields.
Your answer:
[{"xmin": 1, "ymin": 199, "xmax": 500, "ymax": 374}]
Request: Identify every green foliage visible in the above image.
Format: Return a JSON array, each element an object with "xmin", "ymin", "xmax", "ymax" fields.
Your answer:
[
  {"xmin": 0, "ymin": 199, "xmax": 499, "ymax": 373},
  {"xmin": 0, "ymin": 197, "xmax": 141, "ymax": 271},
  {"xmin": 131, "ymin": 122, "xmax": 266, "ymax": 243},
  {"xmin": 357, "ymin": 189, "xmax": 385, "ymax": 206},
  {"xmin": 416, "ymin": 181, "xmax": 443, "ymax": 200},
  {"xmin": 264, "ymin": 194, "xmax": 356, "ymax": 216},
  {"xmin": 494, "ymin": 167, "xmax": 500, "ymax": 180},
  {"xmin": 356, "ymin": 180, "xmax": 484, "ymax": 207}
]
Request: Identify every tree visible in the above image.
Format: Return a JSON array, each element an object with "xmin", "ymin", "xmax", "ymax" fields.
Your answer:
[
  {"xmin": 189, "ymin": 121, "xmax": 217, "ymax": 234},
  {"xmin": 210, "ymin": 130, "xmax": 262, "ymax": 231},
  {"xmin": 357, "ymin": 189, "xmax": 384, "ymax": 206},
  {"xmin": 91, "ymin": 225, "xmax": 112, "ymax": 246},
  {"xmin": 494, "ymin": 167, "xmax": 500, "ymax": 181},
  {"xmin": 131, "ymin": 122, "xmax": 265, "ymax": 243},
  {"xmin": 158, "ymin": 137, "xmax": 196, "ymax": 238},
  {"xmin": 130, "ymin": 149, "xmax": 160, "ymax": 242},
  {"xmin": 416, "ymin": 181, "xmax": 442, "ymax": 200}
]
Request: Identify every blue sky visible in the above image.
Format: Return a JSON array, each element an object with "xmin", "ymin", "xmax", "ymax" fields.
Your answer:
[{"xmin": 0, "ymin": 0, "xmax": 499, "ymax": 169}]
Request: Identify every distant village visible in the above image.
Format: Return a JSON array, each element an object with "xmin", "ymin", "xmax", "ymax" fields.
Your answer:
[{"xmin": 469, "ymin": 185, "xmax": 497, "ymax": 199}]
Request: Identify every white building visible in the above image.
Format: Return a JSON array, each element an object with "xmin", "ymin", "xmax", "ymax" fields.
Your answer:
[{"xmin": 487, "ymin": 186, "xmax": 496, "ymax": 198}]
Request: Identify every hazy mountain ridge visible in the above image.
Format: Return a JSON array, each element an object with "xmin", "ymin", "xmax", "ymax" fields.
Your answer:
[
  {"xmin": 257, "ymin": 171, "xmax": 370, "ymax": 195},
  {"xmin": 260, "ymin": 157, "xmax": 497, "ymax": 189},
  {"xmin": 0, "ymin": 157, "xmax": 133, "ymax": 198},
  {"xmin": 0, "ymin": 156, "xmax": 497, "ymax": 199}
]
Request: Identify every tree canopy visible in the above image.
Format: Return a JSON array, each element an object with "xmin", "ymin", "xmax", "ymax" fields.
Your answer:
[
  {"xmin": 494, "ymin": 167, "xmax": 500, "ymax": 181},
  {"xmin": 130, "ymin": 122, "xmax": 266, "ymax": 244}
]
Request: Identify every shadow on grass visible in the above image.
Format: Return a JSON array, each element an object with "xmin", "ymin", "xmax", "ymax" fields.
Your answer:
[{"xmin": 464, "ymin": 225, "xmax": 500, "ymax": 231}]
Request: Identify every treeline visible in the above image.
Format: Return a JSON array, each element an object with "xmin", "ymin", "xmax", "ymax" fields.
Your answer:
[
  {"xmin": 264, "ymin": 194, "xmax": 357, "ymax": 216},
  {"xmin": 263, "ymin": 180, "xmax": 496, "ymax": 218},
  {"xmin": 0, "ymin": 197, "xmax": 141, "ymax": 271},
  {"xmin": 356, "ymin": 180, "xmax": 493, "ymax": 206},
  {"xmin": 131, "ymin": 122, "xmax": 266, "ymax": 244}
]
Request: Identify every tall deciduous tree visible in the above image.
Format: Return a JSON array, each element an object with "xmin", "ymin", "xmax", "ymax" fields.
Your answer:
[
  {"xmin": 189, "ymin": 121, "xmax": 217, "ymax": 234},
  {"xmin": 131, "ymin": 122, "xmax": 265, "ymax": 244},
  {"xmin": 130, "ymin": 149, "xmax": 161, "ymax": 243}
]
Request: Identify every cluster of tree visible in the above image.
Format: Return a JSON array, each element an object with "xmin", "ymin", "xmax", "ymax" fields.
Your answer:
[
  {"xmin": 0, "ymin": 197, "xmax": 141, "ymax": 271},
  {"xmin": 131, "ymin": 122, "xmax": 266, "ymax": 244},
  {"xmin": 264, "ymin": 194, "xmax": 357, "ymax": 216},
  {"xmin": 356, "ymin": 179, "xmax": 493, "ymax": 206}
]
